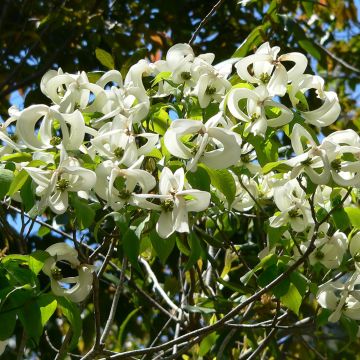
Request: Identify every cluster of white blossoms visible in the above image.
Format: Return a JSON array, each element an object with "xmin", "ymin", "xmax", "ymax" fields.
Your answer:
[{"xmin": 2, "ymin": 42, "xmax": 360, "ymax": 321}]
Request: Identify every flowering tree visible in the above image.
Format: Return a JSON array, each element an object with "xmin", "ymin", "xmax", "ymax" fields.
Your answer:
[{"xmin": 1, "ymin": 4, "xmax": 360, "ymax": 360}]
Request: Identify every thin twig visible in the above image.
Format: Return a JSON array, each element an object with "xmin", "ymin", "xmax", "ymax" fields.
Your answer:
[
  {"xmin": 54, "ymin": 329, "xmax": 73, "ymax": 360},
  {"xmin": 139, "ymin": 257, "xmax": 184, "ymax": 316},
  {"xmin": 100, "ymin": 257, "xmax": 128, "ymax": 344},
  {"xmin": 188, "ymin": 0, "xmax": 226, "ymax": 45}
]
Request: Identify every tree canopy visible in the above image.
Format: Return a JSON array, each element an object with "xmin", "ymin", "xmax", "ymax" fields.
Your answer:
[{"xmin": 2, "ymin": 1, "xmax": 360, "ymax": 359}]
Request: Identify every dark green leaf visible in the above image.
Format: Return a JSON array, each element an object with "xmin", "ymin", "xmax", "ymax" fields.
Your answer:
[
  {"xmin": 57, "ymin": 296, "xmax": 82, "ymax": 350},
  {"xmin": 95, "ymin": 48, "xmax": 115, "ymax": 69},
  {"xmin": 150, "ymin": 230, "xmax": 175, "ymax": 264},
  {"xmin": 0, "ymin": 168, "xmax": 14, "ymax": 199},
  {"xmin": 123, "ymin": 228, "xmax": 141, "ymax": 272}
]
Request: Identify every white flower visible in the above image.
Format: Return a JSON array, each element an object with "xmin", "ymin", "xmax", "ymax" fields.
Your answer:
[
  {"xmin": 164, "ymin": 113, "xmax": 241, "ymax": 171},
  {"xmin": 94, "ymin": 156, "xmax": 156, "ymax": 211},
  {"xmin": 25, "ymin": 147, "xmax": 96, "ymax": 214},
  {"xmin": 227, "ymin": 85, "xmax": 293, "ymax": 137},
  {"xmin": 43, "ymin": 243, "xmax": 93, "ymax": 303},
  {"xmin": 40, "ymin": 69, "xmax": 91, "ymax": 113},
  {"xmin": 136, "ymin": 167, "xmax": 211, "ymax": 238},
  {"xmin": 317, "ymin": 272, "xmax": 360, "ymax": 322},
  {"xmin": 285, "ymin": 124, "xmax": 332, "ymax": 184},
  {"xmin": 231, "ymin": 174, "xmax": 258, "ymax": 212},
  {"xmin": 298, "ymin": 224, "xmax": 348, "ymax": 269},
  {"xmin": 193, "ymin": 72, "xmax": 230, "ymax": 108},
  {"xmin": 269, "ymin": 179, "xmax": 313, "ymax": 232},
  {"xmin": 91, "ymin": 114, "xmax": 158, "ymax": 166},
  {"xmin": 289, "ymin": 75, "xmax": 340, "ymax": 127},
  {"xmin": 235, "ymin": 42, "xmax": 308, "ymax": 96},
  {"xmin": 16, "ymin": 105, "xmax": 87, "ymax": 151}
]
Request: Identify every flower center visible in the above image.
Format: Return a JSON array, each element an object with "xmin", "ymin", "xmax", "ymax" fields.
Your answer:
[
  {"xmin": 241, "ymin": 154, "xmax": 251, "ymax": 163},
  {"xmin": 114, "ymin": 147, "xmax": 125, "ymax": 159},
  {"xmin": 259, "ymin": 72, "xmax": 271, "ymax": 83},
  {"xmin": 314, "ymin": 249, "xmax": 325, "ymax": 260},
  {"xmin": 205, "ymin": 86, "xmax": 217, "ymax": 95},
  {"xmin": 161, "ymin": 199, "xmax": 174, "ymax": 212},
  {"xmin": 181, "ymin": 71, "xmax": 191, "ymax": 81},
  {"xmin": 250, "ymin": 113, "xmax": 260, "ymax": 122},
  {"xmin": 56, "ymin": 178, "xmax": 70, "ymax": 192},
  {"xmin": 288, "ymin": 209, "xmax": 299, "ymax": 218},
  {"xmin": 331, "ymin": 158, "xmax": 342, "ymax": 172},
  {"xmin": 51, "ymin": 266, "xmax": 63, "ymax": 281},
  {"xmin": 118, "ymin": 189, "xmax": 131, "ymax": 200},
  {"xmin": 50, "ymin": 136, "xmax": 62, "ymax": 146}
]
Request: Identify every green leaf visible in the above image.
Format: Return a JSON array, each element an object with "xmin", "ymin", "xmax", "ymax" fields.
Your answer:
[
  {"xmin": 150, "ymin": 230, "xmax": 175, "ymax": 264},
  {"xmin": 95, "ymin": 48, "xmax": 115, "ymax": 70},
  {"xmin": 37, "ymin": 293, "xmax": 57, "ymax": 327},
  {"xmin": 232, "ymin": 24, "xmax": 268, "ymax": 58},
  {"xmin": 71, "ymin": 196, "xmax": 95, "ymax": 230},
  {"xmin": 0, "ymin": 168, "xmax": 14, "ymax": 199},
  {"xmin": 57, "ymin": 296, "xmax": 82, "ymax": 350},
  {"xmin": 20, "ymin": 176, "xmax": 35, "ymax": 212},
  {"xmin": 0, "ymin": 152, "xmax": 32, "ymax": 163},
  {"xmin": 29, "ymin": 250, "xmax": 50, "ymax": 275},
  {"xmin": 290, "ymin": 272, "xmax": 308, "ymax": 297},
  {"xmin": 18, "ymin": 299, "xmax": 43, "ymax": 345},
  {"xmin": 184, "ymin": 232, "xmax": 202, "ymax": 271},
  {"xmin": 198, "ymin": 164, "xmax": 236, "ymax": 206},
  {"xmin": 241, "ymin": 254, "xmax": 277, "ymax": 285},
  {"xmin": 123, "ymin": 228, "xmax": 141, "ymax": 272},
  {"xmin": 199, "ymin": 332, "xmax": 219, "ymax": 356},
  {"xmin": 280, "ymin": 283, "xmax": 302, "ymax": 315},
  {"xmin": 37, "ymin": 225, "xmax": 51, "ymax": 237},
  {"xmin": 152, "ymin": 71, "xmax": 171, "ymax": 86},
  {"xmin": 247, "ymin": 133, "xmax": 279, "ymax": 166},
  {"xmin": 344, "ymin": 207, "xmax": 360, "ymax": 228},
  {"xmin": 7, "ymin": 169, "xmax": 29, "ymax": 196},
  {"xmin": 186, "ymin": 166, "xmax": 211, "ymax": 192},
  {"xmin": 332, "ymin": 208, "xmax": 350, "ymax": 231},
  {"xmin": 117, "ymin": 308, "xmax": 140, "ymax": 351},
  {"xmin": 86, "ymin": 71, "xmax": 105, "ymax": 83},
  {"xmin": 0, "ymin": 308, "xmax": 16, "ymax": 340},
  {"xmin": 183, "ymin": 305, "xmax": 216, "ymax": 314},
  {"xmin": 340, "ymin": 316, "xmax": 359, "ymax": 343}
]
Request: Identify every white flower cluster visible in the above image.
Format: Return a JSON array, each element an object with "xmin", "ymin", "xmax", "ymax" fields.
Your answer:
[{"xmin": 1, "ymin": 42, "xmax": 360, "ymax": 319}]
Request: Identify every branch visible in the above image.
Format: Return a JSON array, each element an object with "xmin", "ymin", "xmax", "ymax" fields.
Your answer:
[
  {"xmin": 139, "ymin": 257, "xmax": 185, "ymax": 317},
  {"xmin": 100, "ymin": 257, "xmax": 128, "ymax": 344},
  {"xmin": 188, "ymin": 0, "xmax": 226, "ymax": 45}
]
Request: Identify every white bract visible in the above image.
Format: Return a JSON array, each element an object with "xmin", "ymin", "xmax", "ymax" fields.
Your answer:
[
  {"xmin": 164, "ymin": 113, "xmax": 241, "ymax": 171},
  {"xmin": 25, "ymin": 147, "xmax": 96, "ymax": 214},
  {"xmin": 137, "ymin": 167, "xmax": 211, "ymax": 238},
  {"xmin": 43, "ymin": 243, "xmax": 93, "ymax": 303}
]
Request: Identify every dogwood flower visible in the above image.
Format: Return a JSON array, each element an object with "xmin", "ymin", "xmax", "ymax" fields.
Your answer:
[
  {"xmin": 94, "ymin": 156, "xmax": 156, "ymax": 210},
  {"xmin": 164, "ymin": 113, "xmax": 241, "ymax": 171},
  {"xmin": 40, "ymin": 69, "xmax": 91, "ymax": 113},
  {"xmin": 235, "ymin": 42, "xmax": 308, "ymax": 96},
  {"xmin": 227, "ymin": 85, "xmax": 293, "ymax": 136},
  {"xmin": 296, "ymin": 223, "xmax": 348, "ymax": 269},
  {"xmin": 230, "ymin": 174, "xmax": 258, "ymax": 212},
  {"xmin": 136, "ymin": 167, "xmax": 211, "ymax": 238},
  {"xmin": 16, "ymin": 105, "xmax": 87, "ymax": 151},
  {"xmin": 269, "ymin": 178, "xmax": 313, "ymax": 232},
  {"xmin": 25, "ymin": 147, "xmax": 96, "ymax": 214},
  {"xmin": 43, "ymin": 243, "xmax": 93, "ymax": 303},
  {"xmin": 91, "ymin": 114, "xmax": 158, "ymax": 166},
  {"xmin": 317, "ymin": 272, "xmax": 360, "ymax": 322},
  {"xmin": 289, "ymin": 75, "xmax": 341, "ymax": 127}
]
